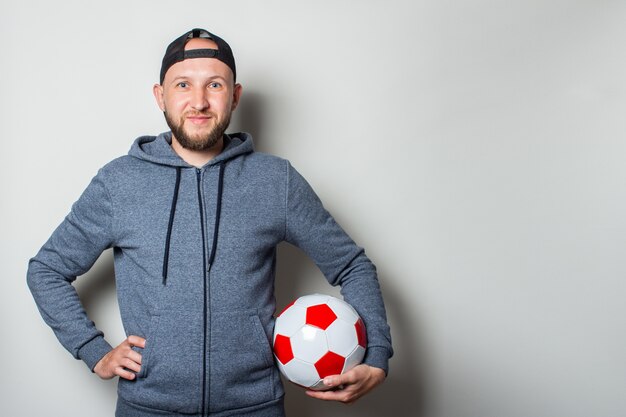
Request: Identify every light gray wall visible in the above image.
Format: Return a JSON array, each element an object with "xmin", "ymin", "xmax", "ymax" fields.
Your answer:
[{"xmin": 1, "ymin": 1, "xmax": 625, "ymax": 416}]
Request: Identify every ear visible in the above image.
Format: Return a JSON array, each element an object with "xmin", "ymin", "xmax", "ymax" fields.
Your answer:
[
  {"xmin": 153, "ymin": 83, "xmax": 165, "ymax": 111},
  {"xmin": 231, "ymin": 83, "xmax": 243, "ymax": 111}
]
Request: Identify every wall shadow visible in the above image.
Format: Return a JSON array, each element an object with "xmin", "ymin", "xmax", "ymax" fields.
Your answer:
[
  {"xmin": 73, "ymin": 249, "xmax": 120, "ymax": 401},
  {"xmin": 230, "ymin": 89, "xmax": 270, "ymax": 152},
  {"xmin": 75, "ymin": 250, "xmax": 116, "ymax": 312},
  {"xmin": 241, "ymin": 89, "xmax": 429, "ymax": 416}
]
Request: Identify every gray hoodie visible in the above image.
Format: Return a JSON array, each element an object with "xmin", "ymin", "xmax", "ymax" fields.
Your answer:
[{"xmin": 27, "ymin": 132, "xmax": 393, "ymax": 416}]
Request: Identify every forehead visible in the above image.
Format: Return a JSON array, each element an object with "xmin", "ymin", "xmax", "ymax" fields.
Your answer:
[
  {"xmin": 163, "ymin": 38, "xmax": 232, "ymax": 84},
  {"xmin": 184, "ymin": 37, "xmax": 218, "ymax": 51}
]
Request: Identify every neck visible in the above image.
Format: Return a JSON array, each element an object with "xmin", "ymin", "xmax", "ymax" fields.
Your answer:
[{"xmin": 171, "ymin": 135, "xmax": 224, "ymax": 168}]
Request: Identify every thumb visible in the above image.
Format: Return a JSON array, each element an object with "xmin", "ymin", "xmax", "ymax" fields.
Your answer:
[
  {"xmin": 324, "ymin": 364, "xmax": 369, "ymax": 387},
  {"xmin": 322, "ymin": 374, "xmax": 343, "ymax": 388},
  {"xmin": 323, "ymin": 369, "xmax": 355, "ymax": 387},
  {"xmin": 127, "ymin": 335, "xmax": 146, "ymax": 348}
]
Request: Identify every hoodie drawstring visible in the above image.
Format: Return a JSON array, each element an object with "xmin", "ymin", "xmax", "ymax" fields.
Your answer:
[
  {"xmin": 162, "ymin": 164, "xmax": 225, "ymax": 285},
  {"xmin": 162, "ymin": 167, "xmax": 182, "ymax": 285},
  {"xmin": 208, "ymin": 163, "xmax": 225, "ymax": 267}
]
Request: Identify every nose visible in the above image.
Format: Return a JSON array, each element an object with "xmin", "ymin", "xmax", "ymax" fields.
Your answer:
[{"xmin": 190, "ymin": 86, "xmax": 209, "ymax": 111}]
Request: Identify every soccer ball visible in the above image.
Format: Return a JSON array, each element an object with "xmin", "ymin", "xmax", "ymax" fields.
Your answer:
[{"xmin": 272, "ymin": 294, "xmax": 367, "ymax": 391}]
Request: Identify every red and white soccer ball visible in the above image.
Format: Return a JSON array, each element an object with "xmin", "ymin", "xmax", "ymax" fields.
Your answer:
[{"xmin": 272, "ymin": 294, "xmax": 367, "ymax": 391}]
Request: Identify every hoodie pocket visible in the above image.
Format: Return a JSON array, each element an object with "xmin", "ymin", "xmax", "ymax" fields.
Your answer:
[
  {"xmin": 208, "ymin": 310, "xmax": 283, "ymax": 413},
  {"xmin": 118, "ymin": 310, "xmax": 204, "ymax": 414},
  {"xmin": 133, "ymin": 315, "xmax": 159, "ymax": 380}
]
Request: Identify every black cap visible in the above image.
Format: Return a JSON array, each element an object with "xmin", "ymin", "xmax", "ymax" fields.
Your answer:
[{"xmin": 160, "ymin": 28, "xmax": 237, "ymax": 84}]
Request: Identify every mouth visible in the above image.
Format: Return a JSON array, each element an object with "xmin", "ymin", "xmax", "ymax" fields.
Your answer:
[{"xmin": 186, "ymin": 114, "xmax": 213, "ymax": 125}]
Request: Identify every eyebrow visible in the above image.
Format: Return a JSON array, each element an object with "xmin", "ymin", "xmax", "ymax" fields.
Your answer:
[{"xmin": 170, "ymin": 75, "xmax": 228, "ymax": 85}]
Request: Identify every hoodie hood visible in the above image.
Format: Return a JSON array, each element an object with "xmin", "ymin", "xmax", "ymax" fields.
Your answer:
[{"xmin": 128, "ymin": 131, "xmax": 255, "ymax": 167}]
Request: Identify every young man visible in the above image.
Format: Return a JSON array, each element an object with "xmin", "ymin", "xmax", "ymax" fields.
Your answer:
[{"xmin": 27, "ymin": 28, "xmax": 393, "ymax": 417}]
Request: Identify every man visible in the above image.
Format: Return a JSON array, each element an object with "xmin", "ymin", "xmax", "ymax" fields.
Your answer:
[{"xmin": 27, "ymin": 28, "xmax": 393, "ymax": 417}]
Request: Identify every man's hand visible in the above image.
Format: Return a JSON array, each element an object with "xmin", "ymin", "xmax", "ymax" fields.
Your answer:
[
  {"xmin": 93, "ymin": 335, "xmax": 145, "ymax": 380},
  {"xmin": 305, "ymin": 364, "xmax": 386, "ymax": 404}
]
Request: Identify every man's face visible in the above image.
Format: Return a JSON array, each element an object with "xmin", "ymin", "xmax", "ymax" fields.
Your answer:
[{"xmin": 154, "ymin": 38, "xmax": 242, "ymax": 151}]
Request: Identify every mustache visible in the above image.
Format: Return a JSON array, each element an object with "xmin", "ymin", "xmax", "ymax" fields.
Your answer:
[{"xmin": 184, "ymin": 110, "xmax": 215, "ymax": 118}]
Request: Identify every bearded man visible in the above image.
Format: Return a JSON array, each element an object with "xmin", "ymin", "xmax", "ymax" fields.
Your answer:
[{"xmin": 27, "ymin": 28, "xmax": 393, "ymax": 417}]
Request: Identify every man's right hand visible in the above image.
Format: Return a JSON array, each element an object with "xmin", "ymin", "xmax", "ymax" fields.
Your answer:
[{"xmin": 93, "ymin": 335, "xmax": 145, "ymax": 380}]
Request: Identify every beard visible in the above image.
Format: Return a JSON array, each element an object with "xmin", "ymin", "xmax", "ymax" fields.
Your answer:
[{"xmin": 164, "ymin": 109, "xmax": 232, "ymax": 151}]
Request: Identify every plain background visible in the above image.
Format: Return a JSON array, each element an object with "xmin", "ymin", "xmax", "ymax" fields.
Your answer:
[{"xmin": 2, "ymin": 1, "xmax": 625, "ymax": 416}]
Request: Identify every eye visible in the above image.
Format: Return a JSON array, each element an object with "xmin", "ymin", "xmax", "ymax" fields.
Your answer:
[
  {"xmin": 177, "ymin": 81, "xmax": 189, "ymax": 88},
  {"xmin": 209, "ymin": 81, "xmax": 222, "ymax": 89}
]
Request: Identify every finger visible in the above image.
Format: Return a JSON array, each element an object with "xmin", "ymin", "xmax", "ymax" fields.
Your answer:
[
  {"xmin": 126, "ymin": 349, "xmax": 143, "ymax": 365},
  {"xmin": 127, "ymin": 335, "xmax": 146, "ymax": 348},
  {"xmin": 115, "ymin": 366, "xmax": 136, "ymax": 381},
  {"xmin": 305, "ymin": 388, "xmax": 355, "ymax": 404},
  {"xmin": 122, "ymin": 357, "xmax": 142, "ymax": 373}
]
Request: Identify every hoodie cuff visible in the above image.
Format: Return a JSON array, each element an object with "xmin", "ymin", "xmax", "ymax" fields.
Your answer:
[
  {"xmin": 363, "ymin": 346, "xmax": 391, "ymax": 376},
  {"xmin": 77, "ymin": 336, "xmax": 113, "ymax": 372}
]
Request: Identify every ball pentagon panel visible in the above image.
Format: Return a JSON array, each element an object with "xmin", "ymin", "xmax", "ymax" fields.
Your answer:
[
  {"xmin": 305, "ymin": 304, "xmax": 337, "ymax": 330},
  {"xmin": 273, "ymin": 334, "xmax": 294, "ymax": 365},
  {"xmin": 355, "ymin": 317, "xmax": 367, "ymax": 348},
  {"xmin": 314, "ymin": 351, "xmax": 345, "ymax": 379}
]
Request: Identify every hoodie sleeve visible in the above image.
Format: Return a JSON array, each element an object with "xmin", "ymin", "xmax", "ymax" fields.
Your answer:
[
  {"xmin": 27, "ymin": 168, "xmax": 115, "ymax": 371},
  {"xmin": 284, "ymin": 162, "xmax": 393, "ymax": 374}
]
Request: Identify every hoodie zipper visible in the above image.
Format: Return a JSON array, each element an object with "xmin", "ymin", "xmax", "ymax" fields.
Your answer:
[
  {"xmin": 196, "ymin": 168, "xmax": 209, "ymax": 416},
  {"xmin": 196, "ymin": 164, "xmax": 226, "ymax": 416}
]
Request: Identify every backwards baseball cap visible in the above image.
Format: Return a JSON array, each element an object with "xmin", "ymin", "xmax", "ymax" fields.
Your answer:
[{"xmin": 159, "ymin": 28, "xmax": 237, "ymax": 84}]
